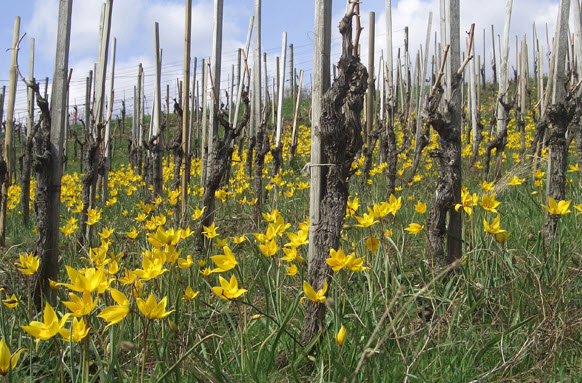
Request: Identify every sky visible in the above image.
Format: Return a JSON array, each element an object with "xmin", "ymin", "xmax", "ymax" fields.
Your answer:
[{"xmin": 0, "ymin": 0, "xmax": 564, "ymax": 124}]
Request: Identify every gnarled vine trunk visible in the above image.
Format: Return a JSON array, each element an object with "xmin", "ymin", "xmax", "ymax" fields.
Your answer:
[{"xmin": 302, "ymin": 4, "xmax": 368, "ymax": 346}]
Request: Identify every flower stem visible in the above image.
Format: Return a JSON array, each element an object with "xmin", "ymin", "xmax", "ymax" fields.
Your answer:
[{"xmin": 140, "ymin": 319, "xmax": 151, "ymax": 383}]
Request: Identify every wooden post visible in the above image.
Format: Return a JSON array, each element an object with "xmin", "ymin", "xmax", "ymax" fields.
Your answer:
[
  {"xmin": 136, "ymin": 63, "xmax": 143, "ymax": 173},
  {"xmin": 519, "ymin": 36, "xmax": 528, "ymax": 156},
  {"xmin": 0, "ymin": 17, "xmax": 20, "ymax": 246},
  {"xmin": 308, "ymin": 0, "xmax": 331, "ymax": 277},
  {"xmin": 444, "ymin": 0, "xmax": 462, "ymax": 262},
  {"xmin": 386, "ymin": 0, "xmax": 393, "ymax": 88},
  {"xmin": 496, "ymin": 0, "xmax": 513, "ymax": 136},
  {"xmin": 491, "ymin": 24, "xmax": 498, "ymax": 85},
  {"xmin": 94, "ymin": 0, "xmax": 113, "ymax": 126},
  {"xmin": 552, "ymin": 0, "xmax": 571, "ymax": 104},
  {"xmin": 572, "ymin": 0, "xmax": 582, "ymax": 90},
  {"xmin": 153, "ymin": 22, "xmax": 163, "ymax": 197},
  {"xmin": 233, "ymin": 17, "xmax": 253, "ymax": 129},
  {"xmin": 470, "ymin": 30, "xmax": 479, "ymax": 154},
  {"xmin": 253, "ymin": 0, "xmax": 261, "ymax": 139},
  {"xmin": 206, "ymin": 0, "xmax": 223, "ymax": 186},
  {"xmin": 440, "ymin": 0, "xmax": 447, "ymax": 87},
  {"xmin": 414, "ymin": 12, "xmax": 432, "ymax": 153},
  {"xmin": 289, "ymin": 69, "xmax": 304, "ymax": 164},
  {"xmin": 22, "ymin": 38, "xmax": 35, "ymax": 226},
  {"xmin": 103, "ymin": 37, "xmax": 116, "ymax": 202},
  {"xmin": 275, "ymin": 32, "xmax": 287, "ymax": 148},
  {"xmin": 190, "ymin": 57, "xmax": 197, "ymax": 155},
  {"xmin": 0, "ymin": 87, "xmax": 5, "ymax": 129},
  {"xmin": 181, "ymin": 0, "xmax": 192, "ymax": 221},
  {"xmin": 482, "ymin": 28, "xmax": 486, "ymax": 85},
  {"xmin": 36, "ymin": 0, "xmax": 73, "ymax": 300},
  {"xmin": 200, "ymin": 58, "xmax": 208, "ymax": 185},
  {"xmin": 229, "ymin": 64, "xmax": 234, "ymax": 124},
  {"xmin": 366, "ymin": 12, "xmax": 375, "ymax": 149},
  {"xmin": 289, "ymin": 43, "xmax": 295, "ymax": 108}
]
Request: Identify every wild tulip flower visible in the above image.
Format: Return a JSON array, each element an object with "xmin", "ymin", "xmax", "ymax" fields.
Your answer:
[
  {"xmin": 211, "ymin": 246, "xmax": 238, "ymax": 271},
  {"xmin": 60, "ymin": 223, "xmax": 77, "ymax": 237},
  {"xmin": 192, "ymin": 206, "xmax": 206, "ymax": 221},
  {"xmin": 405, "ymin": 223, "xmax": 424, "ymax": 235},
  {"xmin": 302, "ymin": 280, "xmax": 327, "ymax": 304},
  {"xmin": 118, "ymin": 269, "xmax": 137, "ymax": 285},
  {"xmin": 182, "ymin": 287, "xmax": 199, "ymax": 301},
  {"xmin": 0, "ymin": 339, "xmax": 26, "ymax": 376},
  {"xmin": 125, "ymin": 227, "xmax": 139, "ymax": 239},
  {"xmin": 346, "ymin": 256, "xmax": 368, "ymax": 272},
  {"xmin": 483, "ymin": 215, "xmax": 506, "ymax": 235},
  {"xmin": 98, "ymin": 227, "xmax": 114, "ymax": 240},
  {"xmin": 286, "ymin": 264, "xmax": 298, "ymax": 276},
  {"xmin": 202, "ymin": 223, "xmax": 219, "ymax": 239},
  {"xmin": 233, "ymin": 234, "xmax": 246, "ymax": 244},
  {"xmin": 62, "ymin": 292, "xmax": 98, "ymax": 317},
  {"xmin": 386, "ymin": 194, "xmax": 402, "ymax": 216},
  {"xmin": 364, "ymin": 236, "xmax": 380, "ymax": 253},
  {"xmin": 335, "ymin": 325, "xmax": 347, "ymax": 347},
  {"xmin": 455, "ymin": 188, "xmax": 478, "ymax": 216},
  {"xmin": 542, "ymin": 197, "xmax": 571, "ymax": 216},
  {"xmin": 59, "ymin": 318, "xmax": 90, "ymax": 343},
  {"xmin": 177, "ymin": 255, "xmax": 194, "ymax": 269},
  {"xmin": 326, "ymin": 249, "xmax": 354, "ymax": 271},
  {"xmin": 480, "ymin": 180, "xmax": 494, "ymax": 192},
  {"xmin": 534, "ymin": 169, "xmax": 545, "ymax": 179},
  {"xmin": 86, "ymin": 208, "xmax": 102, "ymax": 226},
  {"xmin": 147, "ymin": 227, "xmax": 181, "ymax": 248},
  {"xmin": 415, "ymin": 201, "xmax": 427, "ymax": 214},
  {"xmin": 21, "ymin": 303, "xmax": 70, "ymax": 341},
  {"xmin": 134, "ymin": 256, "xmax": 167, "ymax": 281},
  {"xmin": 2, "ymin": 294, "xmax": 18, "ymax": 309},
  {"xmin": 137, "ymin": 293, "xmax": 175, "ymax": 320},
  {"xmin": 212, "ymin": 275, "xmax": 247, "ymax": 300},
  {"xmin": 507, "ymin": 176, "xmax": 526, "ymax": 186},
  {"xmin": 98, "ymin": 289, "xmax": 130, "ymax": 330},
  {"xmin": 286, "ymin": 230, "xmax": 308, "ymax": 247},
  {"xmin": 479, "ymin": 193, "xmax": 501, "ymax": 213},
  {"xmin": 281, "ymin": 247, "xmax": 298, "ymax": 262},
  {"xmin": 15, "ymin": 252, "xmax": 39, "ymax": 275},
  {"xmin": 59, "ymin": 266, "xmax": 112, "ymax": 294},
  {"xmin": 259, "ymin": 239, "xmax": 278, "ymax": 257},
  {"xmin": 216, "ymin": 238, "xmax": 228, "ymax": 247},
  {"xmin": 354, "ymin": 212, "xmax": 378, "ymax": 228},
  {"xmin": 495, "ymin": 231, "xmax": 511, "ymax": 243}
]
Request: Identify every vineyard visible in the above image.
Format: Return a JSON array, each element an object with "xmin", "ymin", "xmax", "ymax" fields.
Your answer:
[{"xmin": 1, "ymin": 0, "xmax": 582, "ymax": 382}]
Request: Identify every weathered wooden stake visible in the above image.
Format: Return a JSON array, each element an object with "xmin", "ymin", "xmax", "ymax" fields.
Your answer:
[
  {"xmin": 35, "ymin": 0, "xmax": 73, "ymax": 303},
  {"xmin": 181, "ymin": 0, "xmax": 192, "ymax": 222},
  {"xmin": 0, "ymin": 17, "xmax": 19, "ymax": 247}
]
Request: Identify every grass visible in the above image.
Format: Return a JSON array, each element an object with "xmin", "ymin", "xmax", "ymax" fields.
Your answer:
[{"xmin": 1, "ymin": 87, "xmax": 582, "ymax": 382}]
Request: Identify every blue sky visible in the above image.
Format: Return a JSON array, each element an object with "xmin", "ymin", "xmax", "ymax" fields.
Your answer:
[{"xmin": 0, "ymin": 0, "xmax": 562, "ymax": 122}]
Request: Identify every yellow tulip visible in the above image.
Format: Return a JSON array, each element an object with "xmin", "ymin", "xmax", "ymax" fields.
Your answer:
[
  {"xmin": 15, "ymin": 252, "xmax": 39, "ymax": 275},
  {"xmin": 302, "ymin": 280, "xmax": 327, "ymax": 304},
  {"xmin": 137, "ymin": 293, "xmax": 175, "ymax": 320},
  {"xmin": 98, "ymin": 289, "xmax": 130, "ymax": 330},
  {"xmin": 0, "ymin": 339, "xmax": 26, "ymax": 376},
  {"xmin": 335, "ymin": 325, "xmax": 347, "ymax": 347},
  {"xmin": 21, "ymin": 303, "xmax": 70, "ymax": 341},
  {"xmin": 212, "ymin": 275, "xmax": 247, "ymax": 300}
]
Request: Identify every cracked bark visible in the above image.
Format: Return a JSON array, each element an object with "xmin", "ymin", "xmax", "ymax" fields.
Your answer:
[
  {"xmin": 543, "ymin": 99, "xmax": 580, "ymax": 242},
  {"xmin": 196, "ymin": 91, "xmax": 250, "ymax": 250}
]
